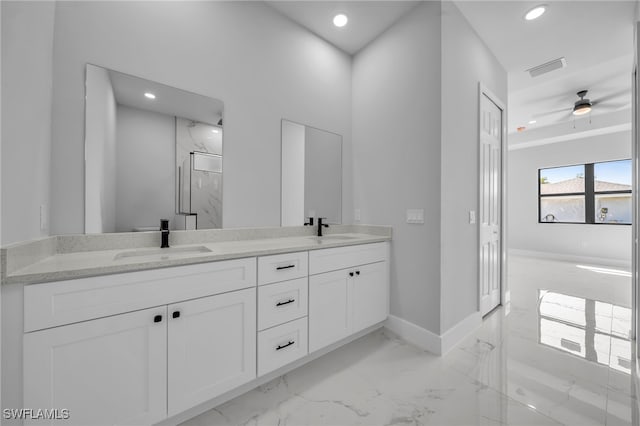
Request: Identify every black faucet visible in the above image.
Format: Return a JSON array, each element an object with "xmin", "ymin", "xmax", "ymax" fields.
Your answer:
[
  {"xmin": 160, "ymin": 219, "xmax": 170, "ymax": 248},
  {"xmin": 304, "ymin": 217, "xmax": 314, "ymax": 226},
  {"xmin": 317, "ymin": 217, "xmax": 329, "ymax": 237}
]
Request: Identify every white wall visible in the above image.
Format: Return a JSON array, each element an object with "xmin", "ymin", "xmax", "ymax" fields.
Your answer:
[
  {"xmin": 85, "ymin": 64, "xmax": 117, "ymax": 233},
  {"xmin": 281, "ymin": 120, "xmax": 305, "ymax": 226},
  {"xmin": 304, "ymin": 126, "xmax": 342, "ymax": 224},
  {"xmin": 353, "ymin": 2, "xmax": 442, "ymax": 334},
  {"xmin": 353, "ymin": 1, "xmax": 507, "ymax": 337},
  {"xmin": 115, "ymin": 105, "xmax": 175, "ymax": 232},
  {"xmin": 48, "ymin": 1, "xmax": 352, "ymax": 235},
  {"xmin": 509, "ymin": 130, "xmax": 632, "ymax": 264},
  {"xmin": 1, "ymin": 1, "xmax": 55, "ymax": 245},
  {"xmin": 439, "ymin": 2, "xmax": 508, "ymax": 332}
]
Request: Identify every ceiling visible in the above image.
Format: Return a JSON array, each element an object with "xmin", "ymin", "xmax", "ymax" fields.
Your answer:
[
  {"xmin": 107, "ymin": 67, "xmax": 223, "ymax": 126},
  {"xmin": 454, "ymin": 0, "xmax": 636, "ymax": 133},
  {"xmin": 268, "ymin": 1, "xmax": 636, "ymax": 135},
  {"xmin": 267, "ymin": 1, "xmax": 419, "ymax": 55}
]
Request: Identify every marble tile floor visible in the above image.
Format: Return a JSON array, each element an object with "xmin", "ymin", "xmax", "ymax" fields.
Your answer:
[{"xmin": 182, "ymin": 255, "xmax": 638, "ymax": 425}]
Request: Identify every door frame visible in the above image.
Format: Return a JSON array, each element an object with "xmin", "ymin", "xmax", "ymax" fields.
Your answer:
[{"xmin": 477, "ymin": 83, "xmax": 509, "ymax": 314}]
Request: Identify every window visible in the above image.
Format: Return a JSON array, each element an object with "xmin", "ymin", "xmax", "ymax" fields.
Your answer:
[{"xmin": 539, "ymin": 159, "xmax": 631, "ymax": 225}]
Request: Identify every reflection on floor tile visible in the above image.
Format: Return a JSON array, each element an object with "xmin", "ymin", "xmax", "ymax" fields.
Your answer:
[{"xmin": 182, "ymin": 256, "xmax": 638, "ymax": 425}]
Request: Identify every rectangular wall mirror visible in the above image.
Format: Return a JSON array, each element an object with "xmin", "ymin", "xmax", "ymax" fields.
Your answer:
[
  {"xmin": 281, "ymin": 119, "xmax": 342, "ymax": 226},
  {"xmin": 84, "ymin": 64, "xmax": 224, "ymax": 233}
]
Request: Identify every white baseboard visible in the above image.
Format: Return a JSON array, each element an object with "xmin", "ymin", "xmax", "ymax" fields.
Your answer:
[
  {"xmin": 384, "ymin": 315, "xmax": 442, "ymax": 354},
  {"xmin": 384, "ymin": 311, "xmax": 481, "ymax": 356},
  {"xmin": 440, "ymin": 311, "xmax": 482, "ymax": 355},
  {"xmin": 509, "ymin": 248, "xmax": 631, "ymax": 269}
]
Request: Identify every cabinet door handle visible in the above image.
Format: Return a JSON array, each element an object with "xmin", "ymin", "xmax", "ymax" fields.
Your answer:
[
  {"xmin": 356, "ymin": 271, "xmax": 360, "ymax": 276},
  {"xmin": 276, "ymin": 341, "xmax": 295, "ymax": 351},
  {"xmin": 172, "ymin": 311, "xmax": 181, "ymax": 319},
  {"xmin": 276, "ymin": 299, "xmax": 295, "ymax": 307},
  {"xmin": 276, "ymin": 264, "xmax": 295, "ymax": 270},
  {"xmin": 349, "ymin": 272, "xmax": 354, "ymax": 277},
  {"xmin": 153, "ymin": 314, "xmax": 163, "ymax": 323}
]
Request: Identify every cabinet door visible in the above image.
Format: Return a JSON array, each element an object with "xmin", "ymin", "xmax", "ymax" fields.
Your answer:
[
  {"xmin": 309, "ymin": 269, "xmax": 351, "ymax": 352},
  {"xmin": 24, "ymin": 307, "xmax": 168, "ymax": 426},
  {"xmin": 167, "ymin": 288, "xmax": 256, "ymax": 416},
  {"xmin": 352, "ymin": 261, "xmax": 389, "ymax": 333}
]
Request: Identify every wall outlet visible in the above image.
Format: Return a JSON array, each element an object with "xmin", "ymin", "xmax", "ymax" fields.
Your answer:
[
  {"xmin": 40, "ymin": 204, "xmax": 48, "ymax": 231},
  {"xmin": 354, "ymin": 209, "xmax": 361, "ymax": 221},
  {"xmin": 406, "ymin": 209, "xmax": 424, "ymax": 224},
  {"xmin": 469, "ymin": 210, "xmax": 476, "ymax": 224}
]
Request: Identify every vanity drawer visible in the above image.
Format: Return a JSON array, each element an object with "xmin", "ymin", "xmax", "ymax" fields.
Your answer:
[
  {"xmin": 24, "ymin": 257, "xmax": 257, "ymax": 332},
  {"xmin": 258, "ymin": 317, "xmax": 308, "ymax": 376},
  {"xmin": 258, "ymin": 277, "xmax": 308, "ymax": 331},
  {"xmin": 258, "ymin": 251, "xmax": 308, "ymax": 285},
  {"xmin": 309, "ymin": 242, "xmax": 388, "ymax": 275}
]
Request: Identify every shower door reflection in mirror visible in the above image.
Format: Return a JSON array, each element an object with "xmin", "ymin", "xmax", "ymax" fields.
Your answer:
[{"xmin": 84, "ymin": 64, "xmax": 223, "ymax": 233}]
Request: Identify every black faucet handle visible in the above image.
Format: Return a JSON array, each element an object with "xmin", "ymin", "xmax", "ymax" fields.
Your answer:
[
  {"xmin": 318, "ymin": 217, "xmax": 329, "ymax": 228},
  {"xmin": 304, "ymin": 217, "xmax": 314, "ymax": 226},
  {"xmin": 160, "ymin": 219, "xmax": 170, "ymax": 231}
]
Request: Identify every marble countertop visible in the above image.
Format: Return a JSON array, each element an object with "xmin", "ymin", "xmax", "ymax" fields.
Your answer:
[{"xmin": 2, "ymin": 226, "xmax": 391, "ymax": 285}]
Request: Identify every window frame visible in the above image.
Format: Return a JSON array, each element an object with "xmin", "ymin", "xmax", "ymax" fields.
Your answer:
[{"xmin": 538, "ymin": 159, "xmax": 632, "ymax": 226}]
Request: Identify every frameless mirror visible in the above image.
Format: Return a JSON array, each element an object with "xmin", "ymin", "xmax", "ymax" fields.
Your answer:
[
  {"xmin": 281, "ymin": 119, "xmax": 342, "ymax": 226},
  {"xmin": 84, "ymin": 64, "xmax": 223, "ymax": 233}
]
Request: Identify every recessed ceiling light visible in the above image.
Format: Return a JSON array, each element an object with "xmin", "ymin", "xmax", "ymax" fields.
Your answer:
[
  {"xmin": 144, "ymin": 92, "xmax": 156, "ymax": 99},
  {"xmin": 333, "ymin": 14, "xmax": 348, "ymax": 28},
  {"xmin": 529, "ymin": 120, "xmax": 537, "ymax": 124},
  {"xmin": 524, "ymin": 5, "xmax": 547, "ymax": 21}
]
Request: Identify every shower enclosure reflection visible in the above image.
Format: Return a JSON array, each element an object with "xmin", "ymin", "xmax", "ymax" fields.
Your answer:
[
  {"xmin": 84, "ymin": 64, "xmax": 224, "ymax": 233},
  {"xmin": 177, "ymin": 119, "xmax": 223, "ymax": 229}
]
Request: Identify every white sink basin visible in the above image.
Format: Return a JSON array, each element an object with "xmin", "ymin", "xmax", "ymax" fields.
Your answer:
[
  {"xmin": 308, "ymin": 235, "xmax": 360, "ymax": 243},
  {"xmin": 114, "ymin": 246, "xmax": 212, "ymax": 261}
]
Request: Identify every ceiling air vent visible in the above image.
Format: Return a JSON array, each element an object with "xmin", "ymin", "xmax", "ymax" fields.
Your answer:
[{"xmin": 526, "ymin": 57, "xmax": 567, "ymax": 78}]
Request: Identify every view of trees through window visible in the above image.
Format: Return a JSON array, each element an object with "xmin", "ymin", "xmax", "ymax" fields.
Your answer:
[{"xmin": 539, "ymin": 159, "xmax": 631, "ymax": 225}]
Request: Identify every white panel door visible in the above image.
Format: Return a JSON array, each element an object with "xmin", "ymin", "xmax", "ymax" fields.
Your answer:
[
  {"xmin": 309, "ymin": 269, "xmax": 351, "ymax": 352},
  {"xmin": 479, "ymin": 92, "xmax": 503, "ymax": 317},
  {"xmin": 24, "ymin": 307, "xmax": 168, "ymax": 426},
  {"xmin": 167, "ymin": 288, "xmax": 256, "ymax": 416},
  {"xmin": 352, "ymin": 261, "xmax": 389, "ymax": 332}
]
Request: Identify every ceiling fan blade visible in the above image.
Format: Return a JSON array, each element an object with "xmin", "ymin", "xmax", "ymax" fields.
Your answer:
[
  {"xmin": 594, "ymin": 89, "xmax": 630, "ymax": 104},
  {"xmin": 593, "ymin": 101, "xmax": 631, "ymax": 111},
  {"xmin": 533, "ymin": 108, "xmax": 571, "ymax": 118}
]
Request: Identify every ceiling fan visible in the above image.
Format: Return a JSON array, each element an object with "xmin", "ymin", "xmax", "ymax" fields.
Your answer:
[{"xmin": 533, "ymin": 88, "xmax": 630, "ymax": 120}]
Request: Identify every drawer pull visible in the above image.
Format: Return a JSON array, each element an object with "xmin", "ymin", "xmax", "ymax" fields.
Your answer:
[
  {"xmin": 276, "ymin": 299, "xmax": 295, "ymax": 307},
  {"xmin": 153, "ymin": 314, "xmax": 163, "ymax": 323},
  {"xmin": 356, "ymin": 271, "xmax": 360, "ymax": 276},
  {"xmin": 276, "ymin": 341, "xmax": 295, "ymax": 351},
  {"xmin": 276, "ymin": 264, "xmax": 296, "ymax": 270},
  {"xmin": 349, "ymin": 272, "xmax": 354, "ymax": 277},
  {"xmin": 172, "ymin": 311, "xmax": 181, "ymax": 319}
]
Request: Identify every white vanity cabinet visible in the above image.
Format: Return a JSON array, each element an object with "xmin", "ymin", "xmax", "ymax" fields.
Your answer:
[
  {"xmin": 309, "ymin": 242, "xmax": 389, "ymax": 352},
  {"xmin": 167, "ymin": 288, "xmax": 256, "ymax": 416},
  {"xmin": 14, "ymin": 239, "xmax": 389, "ymax": 424},
  {"xmin": 24, "ymin": 306, "xmax": 169, "ymax": 426},
  {"xmin": 22, "ymin": 258, "xmax": 257, "ymax": 425}
]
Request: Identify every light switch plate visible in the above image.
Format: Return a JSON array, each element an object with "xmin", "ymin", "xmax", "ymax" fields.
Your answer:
[
  {"xmin": 469, "ymin": 210, "xmax": 476, "ymax": 224},
  {"xmin": 40, "ymin": 204, "xmax": 47, "ymax": 231},
  {"xmin": 406, "ymin": 209, "xmax": 424, "ymax": 224}
]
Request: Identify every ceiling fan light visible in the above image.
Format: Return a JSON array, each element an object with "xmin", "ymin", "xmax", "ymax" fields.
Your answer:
[{"xmin": 573, "ymin": 104, "xmax": 591, "ymax": 116}]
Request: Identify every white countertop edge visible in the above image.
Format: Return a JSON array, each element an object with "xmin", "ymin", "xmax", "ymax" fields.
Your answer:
[{"xmin": 4, "ymin": 234, "xmax": 391, "ymax": 286}]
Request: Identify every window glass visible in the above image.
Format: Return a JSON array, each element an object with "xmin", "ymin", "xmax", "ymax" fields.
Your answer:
[
  {"xmin": 594, "ymin": 159, "xmax": 632, "ymax": 192},
  {"xmin": 540, "ymin": 165, "xmax": 585, "ymax": 195},
  {"xmin": 595, "ymin": 194, "xmax": 632, "ymax": 224},
  {"xmin": 540, "ymin": 196, "xmax": 585, "ymax": 223}
]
